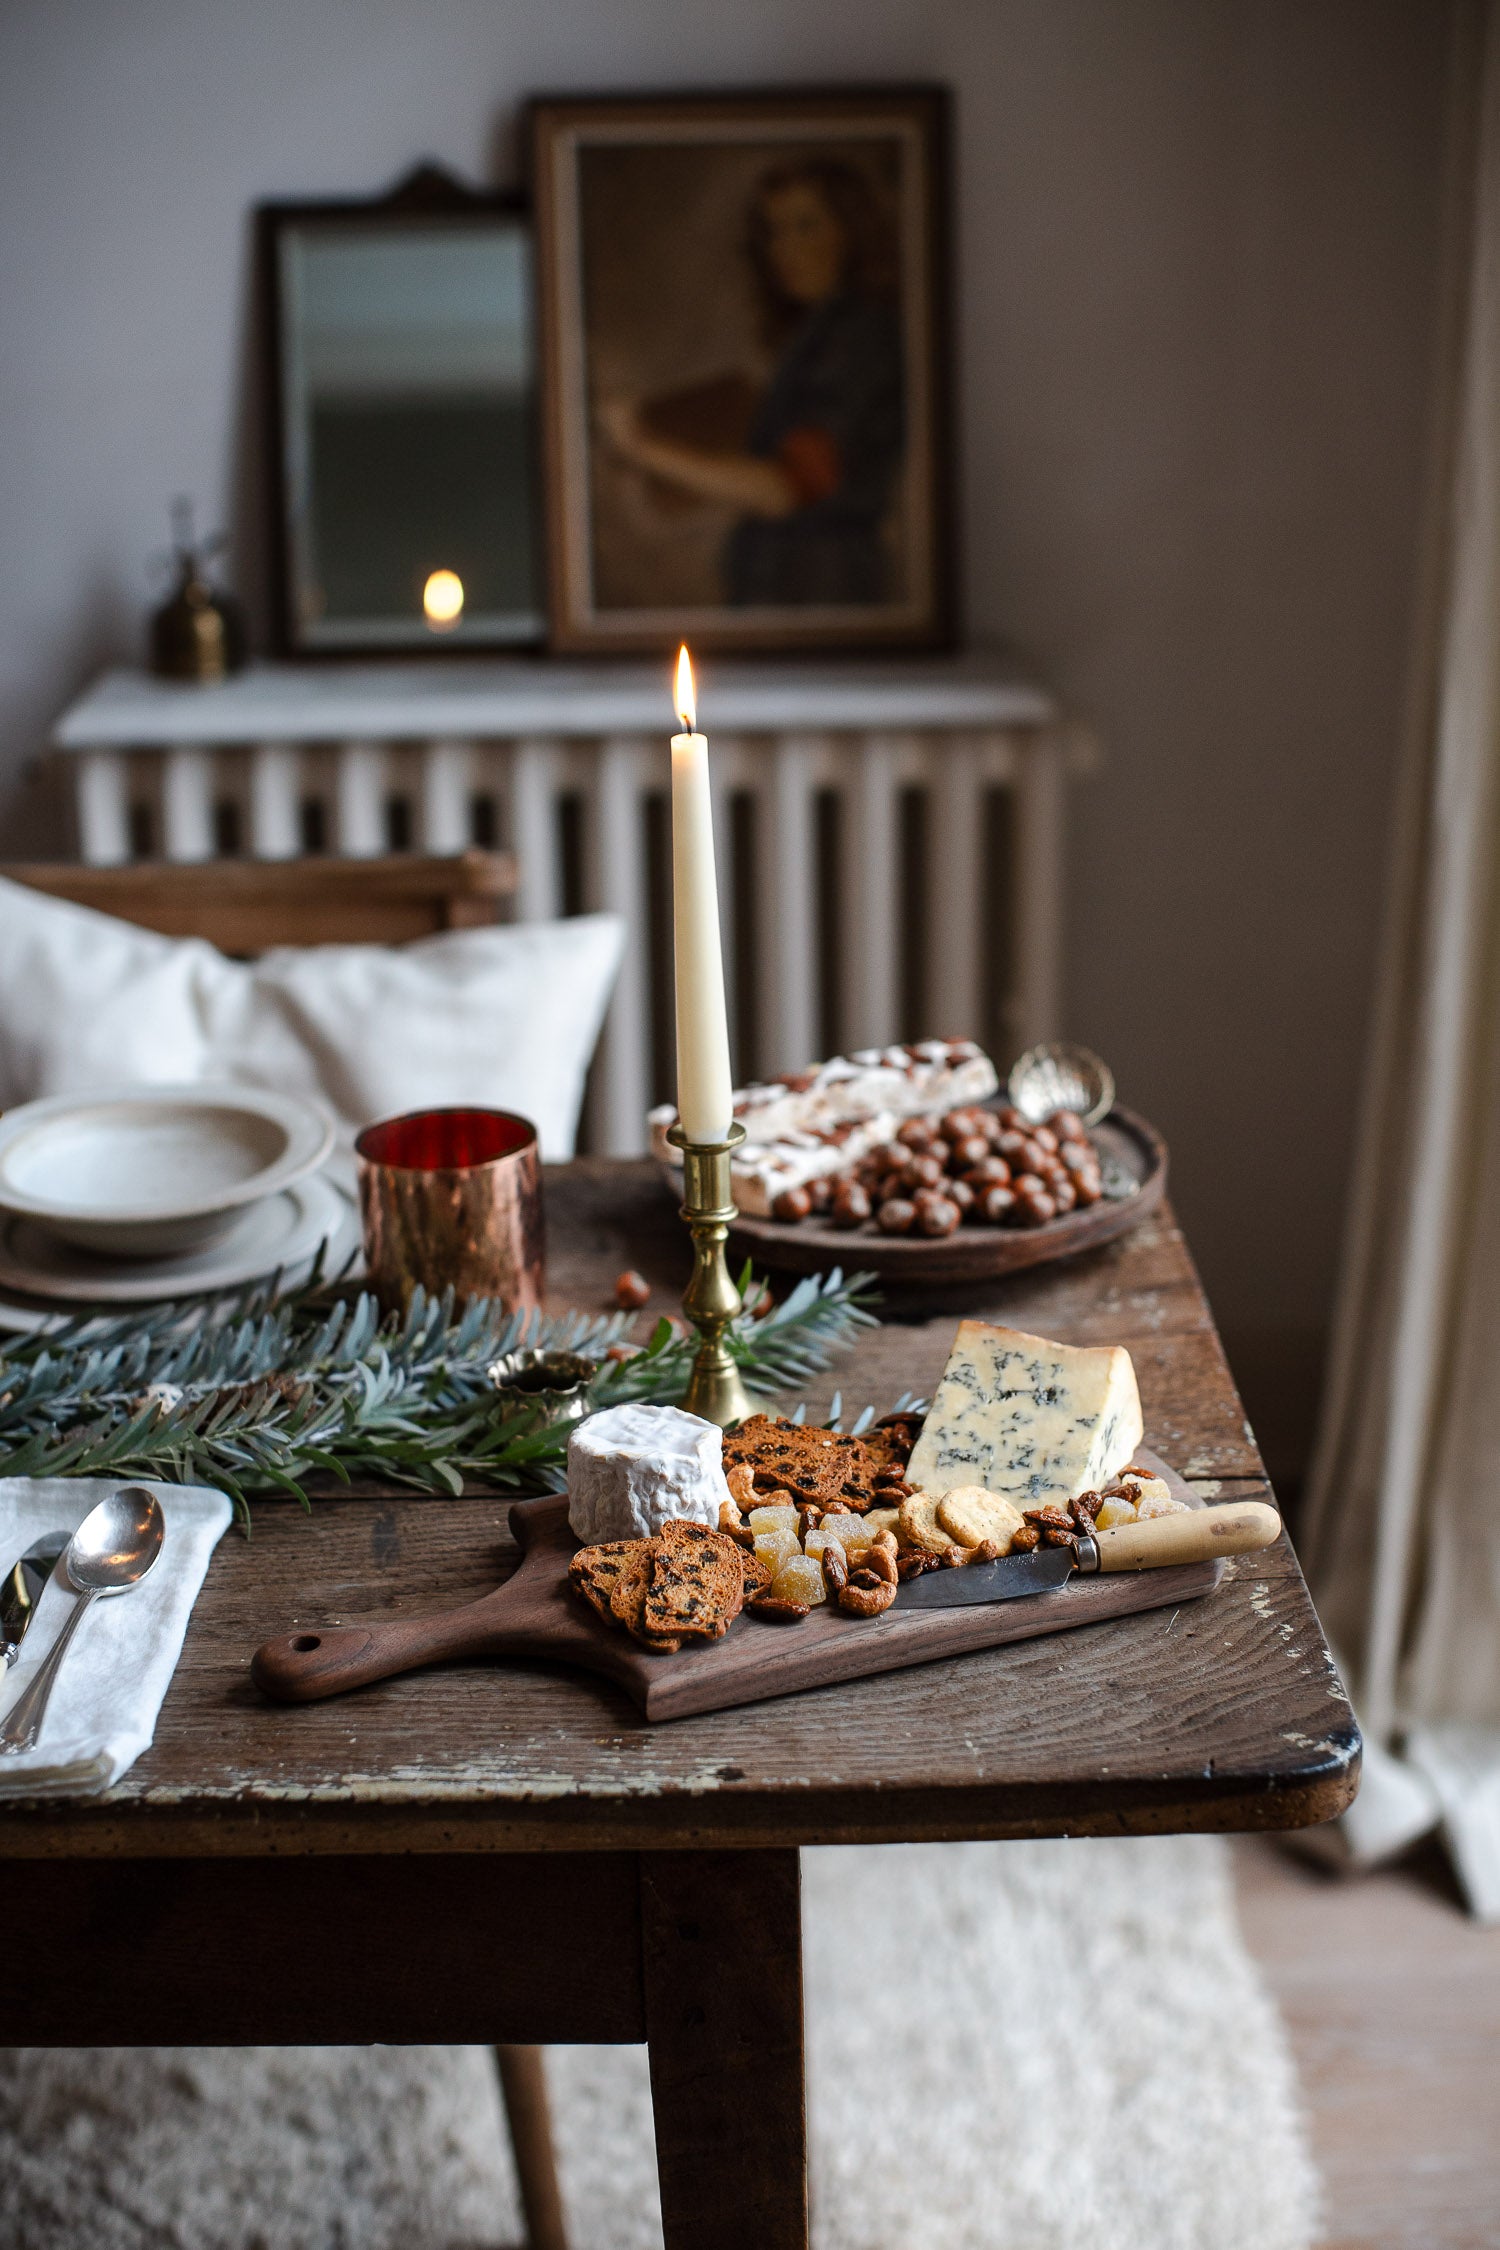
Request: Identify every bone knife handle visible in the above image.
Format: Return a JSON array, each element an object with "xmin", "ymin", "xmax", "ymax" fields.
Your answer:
[{"xmin": 1088, "ymin": 1500, "xmax": 1282, "ymax": 1574}]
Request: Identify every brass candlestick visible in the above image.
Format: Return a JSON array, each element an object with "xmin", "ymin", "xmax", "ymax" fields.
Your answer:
[{"xmin": 667, "ymin": 1119, "xmax": 752, "ymax": 1428}]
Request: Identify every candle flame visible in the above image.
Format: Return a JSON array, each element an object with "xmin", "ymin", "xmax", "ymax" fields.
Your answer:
[
  {"xmin": 674, "ymin": 644, "xmax": 697, "ymax": 733},
  {"xmin": 423, "ymin": 569, "xmax": 464, "ymax": 630}
]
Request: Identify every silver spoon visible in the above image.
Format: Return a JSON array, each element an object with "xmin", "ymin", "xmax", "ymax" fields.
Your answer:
[{"xmin": 0, "ymin": 1487, "xmax": 165, "ymax": 1756}]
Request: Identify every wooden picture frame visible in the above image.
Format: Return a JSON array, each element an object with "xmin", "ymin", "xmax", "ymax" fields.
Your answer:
[
  {"xmin": 530, "ymin": 88, "xmax": 955, "ymax": 655},
  {"xmin": 259, "ymin": 165, "xmax": 543, "ymax": 659}
]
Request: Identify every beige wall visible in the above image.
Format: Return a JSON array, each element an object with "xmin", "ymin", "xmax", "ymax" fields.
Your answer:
[
  {"xmin": 0, "ymin": 0, "xmax": 1454, "ymax": 1475},
  {"xmin": 950, "ymin": 1, "xmax": 1454, "ymax": 1474}
]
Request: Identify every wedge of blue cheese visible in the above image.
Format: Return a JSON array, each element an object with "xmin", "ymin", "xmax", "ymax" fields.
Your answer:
[{"xmin": 905, "ymin": 1321, "xmax": 1143, "ymax": 1508}]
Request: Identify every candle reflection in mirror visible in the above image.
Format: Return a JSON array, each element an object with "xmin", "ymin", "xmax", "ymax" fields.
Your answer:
[{"xmin": 422, "ymin": 569, "xmax": 464, "ymax": 632}]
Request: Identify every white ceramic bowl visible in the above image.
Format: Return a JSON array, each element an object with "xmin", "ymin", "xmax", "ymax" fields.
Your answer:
[{"xmin": 0, "ymin": 1086, "xmax": 335, "ymax": 1256}]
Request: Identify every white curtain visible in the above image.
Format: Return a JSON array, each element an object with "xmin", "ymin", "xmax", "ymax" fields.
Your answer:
[{"xmin": 1302, "ymin": 0, "xmax": 1500, "ymax": 1916}]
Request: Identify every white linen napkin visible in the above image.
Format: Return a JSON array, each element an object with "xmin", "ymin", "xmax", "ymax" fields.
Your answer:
[{"xmin": 0, "ymin": 1476, "xmax": 232, "ymax": 1798}]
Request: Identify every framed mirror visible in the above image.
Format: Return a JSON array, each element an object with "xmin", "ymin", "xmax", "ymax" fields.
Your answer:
[{"xmin": 261, "ymin": 166, "xmax": 542, "ymax": 656}]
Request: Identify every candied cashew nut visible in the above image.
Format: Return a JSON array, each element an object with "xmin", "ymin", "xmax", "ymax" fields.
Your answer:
[
  {"xmin": 869, "ymin": 1529, "xmax": 898, "ymax": 1558},
  {"xmin": 838, "ymin": 1572, "xmax": 898, "ymax": 1617},
  {"xmin": 1023, "ymin": 1506, "xmax": 1074, "ymax": 1533},
  {"xmin": 821, "ymin": 1544, "xmax": 850, "ymax": 1597},
  {"xmin": 748, "ymin": 1595, "xmax": 811, "ymax": 1623},
  {"xmin": 726, "ymin": 1463, "xmax": 757, "ymax": 1508},
  {"xmin": 718, "ymin": 1500, "xmax": 755, "ymax": 1550},
  {"xmin": 864, "ymin": 1545, "xmax": 898, "ymax": 1585}
]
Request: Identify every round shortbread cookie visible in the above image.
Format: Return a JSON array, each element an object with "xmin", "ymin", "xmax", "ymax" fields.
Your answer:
[
  {"xmin": 898, "ymin": 1489, "xmax": 964, "ymax": 1557},
  {"xmin": 936, "ymin": 1486, "xmax": 1026, "ymax": 1553}
]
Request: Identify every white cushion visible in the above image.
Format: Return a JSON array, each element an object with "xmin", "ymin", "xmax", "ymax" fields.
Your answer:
[{"xmin": 0, "ymin": 876, "xmax": 624, "ymax": 1164}]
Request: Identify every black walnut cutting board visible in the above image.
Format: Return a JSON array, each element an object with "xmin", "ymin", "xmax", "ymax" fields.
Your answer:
[{"xmin": 252, "ymin": 1451, "xmax": 1221, "ymax": 1723}]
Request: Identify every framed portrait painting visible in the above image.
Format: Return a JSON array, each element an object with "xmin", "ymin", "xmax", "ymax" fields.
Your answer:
[{"xmin": 530, "ymin": 88, "xmax": 954, "ymax": 654}]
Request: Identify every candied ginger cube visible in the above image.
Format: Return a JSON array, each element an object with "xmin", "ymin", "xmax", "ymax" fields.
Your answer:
[
  {"xmin": 806, "ymin": 1518, "xmax": 874, "ymax": 1566},
  {"xmin": 1093, "ymin": 1495, "xmax": 1138, "ymax": 1530},
  {"xmin": 754, "ymin": 1528, "xmax": 801, "ymax": 1574},
  {"xmin": 772, "ymin": 1554, "xmax": 826, "ymax": 1606},
  {"xmin": 1135, "ymin": 1487, "xmax": 1189, "ymax": 1519},
  {"xmin": 748, "ymin": 1504, "xmax": 800, "ymax": 1536}
]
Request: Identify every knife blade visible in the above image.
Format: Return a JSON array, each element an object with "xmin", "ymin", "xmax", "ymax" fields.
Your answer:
[
  {"xmin": 897, "ymin": 1499, "xmax": 1283, "ymax": 1609},
  {"xmin": 1, "ymin": 1533, "xmax": 69, "ymax": 1666},
  {"xmin": 899, "ymin": 1544, "xmax": 1075, "ymax": 1608}
]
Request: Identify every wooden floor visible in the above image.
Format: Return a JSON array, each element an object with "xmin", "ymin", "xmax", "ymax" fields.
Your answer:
[{"xmin": 1233, "ymin": 1837, "xmax": 1500, "ymax": 2250}]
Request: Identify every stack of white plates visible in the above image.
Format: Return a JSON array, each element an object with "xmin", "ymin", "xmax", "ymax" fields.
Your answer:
[{"xmin": 0, "ymin": 1086, "xmax": 356, "ymax": 1332}]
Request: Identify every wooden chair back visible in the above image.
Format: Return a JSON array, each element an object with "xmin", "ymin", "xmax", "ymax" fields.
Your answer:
[{"xmin": 0, "ymin": 851, "xmax": 518, "ymax": 955}]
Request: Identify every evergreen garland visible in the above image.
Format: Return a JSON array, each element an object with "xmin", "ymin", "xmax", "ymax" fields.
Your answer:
[{"xmin": 0, "ymin": 1258, "xmax": 880, "ymax": 1527}]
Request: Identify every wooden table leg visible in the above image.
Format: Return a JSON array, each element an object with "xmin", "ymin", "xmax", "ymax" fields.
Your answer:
[
  {"xmin": 641, "ymin": 1849, "xmax": 807, "ymax": 2250},
  {"xmin": 495, "ymin": 2046, "xmax": 569, "ymax": 2250}
]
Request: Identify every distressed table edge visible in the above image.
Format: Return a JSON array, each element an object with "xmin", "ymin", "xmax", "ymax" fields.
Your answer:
[{"xmin": 0, "ymin": 1723, "xmax": 1360, "ymax": 1858}]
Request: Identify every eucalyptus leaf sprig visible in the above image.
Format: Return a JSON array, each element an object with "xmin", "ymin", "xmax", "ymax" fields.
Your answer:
[{"xmin": 0, "ymin": 1256, "xmax": 879, "ymax": 1527}]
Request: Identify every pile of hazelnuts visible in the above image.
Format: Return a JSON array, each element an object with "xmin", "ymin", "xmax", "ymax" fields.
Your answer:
[{"xmin": 770, "ymin": 1105, "xmax": 1105, "ymax": 1237}]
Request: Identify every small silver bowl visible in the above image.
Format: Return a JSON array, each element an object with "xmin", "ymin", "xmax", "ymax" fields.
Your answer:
[
  {"xmin": 487, "ymin": 1347, "xmax": 598, "ymax": 1429},
  {"xmin": 1008, "ymin": 1042, "xmax": 1116, "ymax": 1127}
]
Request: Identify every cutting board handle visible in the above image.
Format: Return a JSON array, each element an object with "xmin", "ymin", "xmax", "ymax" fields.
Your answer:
[
  {"xmin": 1092, "ymin": 1500, "xmax": 1281, "ymax": 1573},
  {"xmin": 251, "ymin": 1596, "xmax": 504, "ymax": 1704}
]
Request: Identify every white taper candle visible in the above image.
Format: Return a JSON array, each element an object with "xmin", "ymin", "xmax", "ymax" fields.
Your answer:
[{"xmin": 670, "ymin": 647, "xmax": 734, "ymax": 1143}]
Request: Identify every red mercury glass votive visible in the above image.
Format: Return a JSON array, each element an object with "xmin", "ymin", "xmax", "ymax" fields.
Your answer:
[{"xmin": 355, "ymin": 1106, "xmax": 544, "ymax": 1316}]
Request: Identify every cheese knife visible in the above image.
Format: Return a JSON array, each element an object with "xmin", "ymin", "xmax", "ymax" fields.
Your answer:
[
  {"xmin": 897, "ymin": 1500, "xmax": 1282, "ymax": 1608},
  {"xmin": 1, "ymin": 1532, "xmax": 69, "ymax": 1667}
]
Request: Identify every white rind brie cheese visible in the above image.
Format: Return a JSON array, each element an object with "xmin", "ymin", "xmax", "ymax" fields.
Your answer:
[
  {"xmin": 906, "ymin": 1321, "xmax": 1143, "ymax": 1509},
  {"xmin": 567, "ymin": 1402, "xmax": 731, "ymax": 1545}
]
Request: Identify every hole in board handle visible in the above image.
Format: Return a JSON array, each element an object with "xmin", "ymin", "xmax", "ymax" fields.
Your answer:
[{"xmin": 292, "ymin": 1635, "xmax": 322, "ymax": 1653}]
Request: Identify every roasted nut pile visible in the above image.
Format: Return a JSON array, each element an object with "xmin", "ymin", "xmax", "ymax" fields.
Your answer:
[
  {"xmin": 1009, "ymin": 1471, "xmax": 1190, "ymax": 1554},
  {"xmin": 713, "ymin": 1408, "xmax": 925, "ymax": 1621},
  {"xmin": 718, "ymin": 1494, "xmax": 903, "ymax": 1619},
  {"xmin": 768, "ymin": 1104, "xmax": 1106, "ymax": 1235}
]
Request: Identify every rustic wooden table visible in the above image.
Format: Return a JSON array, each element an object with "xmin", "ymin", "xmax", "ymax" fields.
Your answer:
[{"xmin": 0, "ymin": 1163, "xmax": 1359, "ymax": 2250}]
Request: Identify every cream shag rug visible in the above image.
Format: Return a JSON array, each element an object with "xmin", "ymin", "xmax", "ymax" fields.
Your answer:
[{"xmin": 0, "ymin": 1837, "xmax": 1319, "ymax": 2250}]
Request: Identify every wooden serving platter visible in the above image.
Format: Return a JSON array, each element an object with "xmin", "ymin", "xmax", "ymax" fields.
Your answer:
[
  {"xmin": 252, "ymin": 1451, "xmax": 1220, "ymax": 1724},
  {"xmin": 725, "ymin": 1105, "xmax": 1167, "ymax": 1282}
]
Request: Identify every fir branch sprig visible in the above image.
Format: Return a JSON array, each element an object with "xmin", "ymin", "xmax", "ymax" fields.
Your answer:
[{"xmin": 0, "ymin": 1258, "xmax": 879, "ymax": 1526}]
